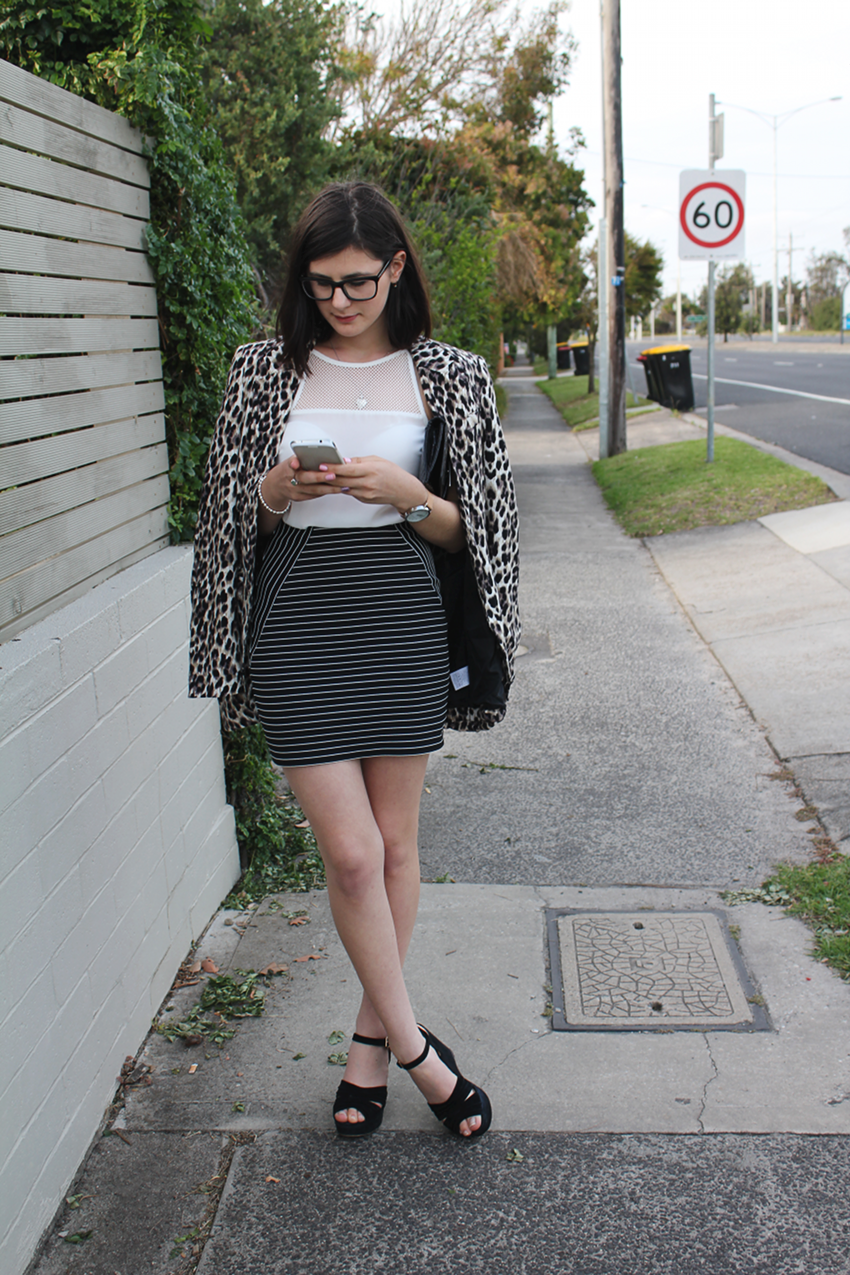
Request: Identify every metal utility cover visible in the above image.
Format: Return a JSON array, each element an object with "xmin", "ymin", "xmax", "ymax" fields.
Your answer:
[{"xmin": 547, "ymin": 909, "xmax": 769, "ymax": 1033}]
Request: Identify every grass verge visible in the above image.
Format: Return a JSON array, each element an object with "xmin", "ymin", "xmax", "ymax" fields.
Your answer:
[
  {"xmin": 537, "ymin": 373, "xmax": 650, "ymax": 429},
  {"xmin": 592, "ymin": 436, "xmax": 836, "ymax": 537},
  {"xmin": 724, "ymin": 858, "xmax": 850, "ymax": 980}
]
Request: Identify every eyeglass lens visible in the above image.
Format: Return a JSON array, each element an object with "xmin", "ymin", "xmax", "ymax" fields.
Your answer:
[{"xmin": 303, "ymin": 259, "xmax": 392, "ymax": 302}]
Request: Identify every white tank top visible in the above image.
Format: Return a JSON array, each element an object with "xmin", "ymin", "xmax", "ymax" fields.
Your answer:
[{"xmin": 279, "ymin": 349, "xmax": 428, "ymax": 529}]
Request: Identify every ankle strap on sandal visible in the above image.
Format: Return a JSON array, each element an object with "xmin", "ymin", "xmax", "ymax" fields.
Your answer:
[
  {"xmin": 351, "ymin": 1032, "xmax": 389, "ymax": 1049},
  {"xmin": 397, "ymin": 1031, "xmax": 430, "ymax": 1071}
]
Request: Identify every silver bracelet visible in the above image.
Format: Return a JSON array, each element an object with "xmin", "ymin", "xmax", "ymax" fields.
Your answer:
[{"xmin": 257, "ymin": 475, "xmax": 291, "ymax": 518}]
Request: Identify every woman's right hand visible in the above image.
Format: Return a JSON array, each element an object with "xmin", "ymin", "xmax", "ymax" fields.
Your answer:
[
  {"xmin": 263, "ymin": 455, "xmax": 340, "ymax": 507},
  {"xmin": 257, "ymin": 456, "xmax": 339, "ymax": 537}
]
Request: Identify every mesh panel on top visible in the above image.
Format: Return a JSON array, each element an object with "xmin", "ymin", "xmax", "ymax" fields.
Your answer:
[{"xmin": 296, "ymin": 349, "xmax": 424, "ymax": 414}]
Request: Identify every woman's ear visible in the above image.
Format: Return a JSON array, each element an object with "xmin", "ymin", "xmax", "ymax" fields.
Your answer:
[{"xmin": 390, "ymin": 251, "xmax": 406, "ymax": 286}]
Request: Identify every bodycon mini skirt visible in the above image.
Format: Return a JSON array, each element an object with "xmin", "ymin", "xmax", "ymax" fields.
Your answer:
[{"xmin": 248, "ymin": 522, "xmax": 449, "ymax": 767}]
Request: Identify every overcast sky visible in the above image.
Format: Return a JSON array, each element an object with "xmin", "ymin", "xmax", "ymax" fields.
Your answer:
[{"xmin": 555, "ymin": 0, "xmax": 849, "ymax": 299}]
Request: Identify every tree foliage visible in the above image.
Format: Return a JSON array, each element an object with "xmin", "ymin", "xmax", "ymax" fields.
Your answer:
[
  {"xmin": 0, "ymin": 0, "xmax": 258, "ymax": 541},
  {"xmin": 711, "ymin": 263, "xmax": 752, "ymax": 341},
  {"xmin": 336, "ymin": 0, "xmax": 591, "ymax": 349},
  {"xmin": 622, "ymin": 234, "xmax": 663, "ymax": 320},
  {"xmin": 198, "ymin": 0, "xmax": 343, "ymax": 289}
]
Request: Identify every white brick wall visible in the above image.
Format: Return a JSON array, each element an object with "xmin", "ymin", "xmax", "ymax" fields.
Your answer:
[{"xmin": 0, "ymin": 546, "xmax": 240, "ymax": 1275}]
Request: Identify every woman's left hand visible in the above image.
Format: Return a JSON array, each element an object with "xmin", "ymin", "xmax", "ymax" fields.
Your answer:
[
  {"xmin": 324, "ymin": 456, "xmax": 423, "ymax": 510},
  {"xmin": 326, "ymin": 456, "xmax": 466, "ymax": 553}
]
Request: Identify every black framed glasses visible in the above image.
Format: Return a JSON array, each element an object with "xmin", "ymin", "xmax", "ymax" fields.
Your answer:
[{"xmin": 301, "ymin": 258, "xmax": 393, "ymax": 302}]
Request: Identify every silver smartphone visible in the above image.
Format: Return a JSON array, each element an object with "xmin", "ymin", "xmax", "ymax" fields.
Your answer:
[{"xmin": 290, "ymin": 439, "xmax": 344, "ymax": 470}]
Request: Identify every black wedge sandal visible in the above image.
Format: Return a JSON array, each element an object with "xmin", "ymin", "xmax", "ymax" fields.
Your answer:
[
  {"xmin": 397, "ymin": 1025, "xmax": 492, "ymax": 1139},
  {"xmin": 333, "ymin": 1033, "xmax": 390, "ymax": 1139}
]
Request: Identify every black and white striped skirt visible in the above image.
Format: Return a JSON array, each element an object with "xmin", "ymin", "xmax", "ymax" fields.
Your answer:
[{"xmin": 248, "ymin": 522, "xmax": 449, "ymax": 767}]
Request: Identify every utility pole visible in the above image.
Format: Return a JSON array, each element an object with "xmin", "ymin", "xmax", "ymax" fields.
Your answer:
[
  {"xmin": 546, "ymin": 98, "xmax": 558, "ymax": 380},
  {"xmin": 602, "ymin": 0, "xmax": 626, "ymax": 454},
  {"xmin": 598, "ymin": 218, "xmax": 609, "ymax": 455},
  {"xmin": 786, "ymin": 231, "xmax": 794, "ymax": 332}
]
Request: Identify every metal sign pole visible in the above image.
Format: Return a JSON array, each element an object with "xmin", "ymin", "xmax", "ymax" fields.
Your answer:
[
  {"xmin": 707, "ymin": 260, "xmax": 716, "ymax": 462},
  {"xmin": 706, "ymin": 93, "xmax": 722, "ymax": 463}
]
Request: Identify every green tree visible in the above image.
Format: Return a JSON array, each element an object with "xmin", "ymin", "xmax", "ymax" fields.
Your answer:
[
  {"xmin": 623, "ymin": 234, "xmax": 663, "ymax": 320},
  {"xmin": 0, "ymin": 0, "xmax": 257, "ymax": 540},
  {"xmin": 340, "ymin": 133, "xmax": 500, "ymax": 359},
  {"xmin": 702, "ymin": 264, "xmax": 752, "ymax": 342},
  {"xmin": 337, "ymin": 0, "xmax": 591, "ymax": 354},
  {"xmin": 198, "ymin": 0, "xmax": 343, "ymax": 292}
]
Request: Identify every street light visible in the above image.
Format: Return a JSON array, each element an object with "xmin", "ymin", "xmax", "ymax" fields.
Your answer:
[{"xmin": 717, "ymin": 96, "xmax": 842, "ymax": 344}]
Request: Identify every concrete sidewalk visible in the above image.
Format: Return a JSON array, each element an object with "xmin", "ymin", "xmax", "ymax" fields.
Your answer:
[
  {"xmin": 31, "ymin": 374, "xmax": 850, "ymax": 1275},
  {"xmin": 574, "ymin": 407, "xmax": 850, "ymax": 851}
]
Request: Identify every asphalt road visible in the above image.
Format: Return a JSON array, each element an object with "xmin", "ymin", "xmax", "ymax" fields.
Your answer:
[{"xmin": 627, "ymin": 340, "xmax": 850, "ymax": 474}]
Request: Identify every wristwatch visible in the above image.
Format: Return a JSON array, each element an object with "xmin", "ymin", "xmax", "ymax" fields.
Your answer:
[{"xmin": 402, "ymin": 502, "xmax": 431, "ymax": 523}]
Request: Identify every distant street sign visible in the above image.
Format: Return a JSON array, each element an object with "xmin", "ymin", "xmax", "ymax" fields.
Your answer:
[{"xmin": 679, "ymin": 170, "xmax": 746, "ymax": 260}]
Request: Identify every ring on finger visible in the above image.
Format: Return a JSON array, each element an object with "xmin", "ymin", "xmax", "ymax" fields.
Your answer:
[{"xmin": 290, "ymin": 477, "xmax": 299, "ymax": 487}]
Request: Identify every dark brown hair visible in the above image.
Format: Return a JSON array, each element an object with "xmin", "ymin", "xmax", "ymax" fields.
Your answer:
[{"xmin": 276, "ymin": 182, "xmax": 431, "ymax": 376}]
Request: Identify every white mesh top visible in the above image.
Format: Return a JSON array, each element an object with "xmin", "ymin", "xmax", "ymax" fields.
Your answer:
[{"xmin": 279, "ymin": 349, "xmax": 428, "ymax": 528}]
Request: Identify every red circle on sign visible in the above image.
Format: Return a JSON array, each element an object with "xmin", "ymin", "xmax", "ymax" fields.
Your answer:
[{"xmin": 680, "ymin": 181, "xmax": 745, "ymax": 248}]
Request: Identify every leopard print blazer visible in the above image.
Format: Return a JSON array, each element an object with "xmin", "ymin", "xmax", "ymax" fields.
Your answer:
[{"xmin": 188, "ymin": 336, "xmax": 521, "ymax": 732}]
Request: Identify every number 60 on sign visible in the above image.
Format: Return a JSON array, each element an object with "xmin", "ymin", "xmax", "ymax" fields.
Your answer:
[{"xmin": 679, "ymin": 169, "xmax": 746, "ymax": 260}]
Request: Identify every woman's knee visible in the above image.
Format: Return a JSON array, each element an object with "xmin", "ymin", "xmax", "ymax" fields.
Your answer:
[{"xmin": 322, "ymin": 834, "xmax": 384, "ymax": 898}]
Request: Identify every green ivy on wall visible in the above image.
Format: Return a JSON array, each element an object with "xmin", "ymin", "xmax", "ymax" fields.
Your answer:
[{"xmin": 1, "ymin": 0, "xmax": 258, "ymax": 541}]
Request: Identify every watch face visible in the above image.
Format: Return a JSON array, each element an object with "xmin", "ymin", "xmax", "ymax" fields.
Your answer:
[{"xmin": 405, "ymin": 504, "xmax": 431, "ymax": 523}]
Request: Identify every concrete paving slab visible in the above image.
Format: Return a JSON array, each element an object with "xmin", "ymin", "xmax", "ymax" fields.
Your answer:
[
  {"xmin": 646, "ymin": 522, "xmax": 850, "ymax": 644},
  {"xmin": 810, "ymin": 543, "xmax": 850, "ymax": 589},
  {"xmin": 196, "ymin": 1130, "xmax": 850, "ymax": 1275},
  {"xmin": 760, "ymin": 501, "xmax": 850, "ymax": 554},
  {"xmin": 709, "ymin": 620, "xmax": 850, "ymax": 758},
  {"xmin": 786, "ymin": 753, "xmax": 850, "ymax": 850},
  {"xmin": 646, "ymin": 522, "xmax": 850, "ymax": 758},
  {"xmin": 123, "ymin": 886, "xmax": 850, "ymax": 1138},
  {"xmin": 30, "ymin": 1131, "xmax": 224, "ymax": 1275}
]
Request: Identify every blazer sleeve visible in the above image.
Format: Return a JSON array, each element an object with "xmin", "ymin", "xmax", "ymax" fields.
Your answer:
[{"xmin": 188, "ymin": 344, "xmax": 259, "ymax": 718}]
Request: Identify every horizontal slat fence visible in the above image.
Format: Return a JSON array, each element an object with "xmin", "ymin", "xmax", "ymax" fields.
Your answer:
[{"xmin": 0, "ymin": 58, "xmax": 168, "ymax": 640}]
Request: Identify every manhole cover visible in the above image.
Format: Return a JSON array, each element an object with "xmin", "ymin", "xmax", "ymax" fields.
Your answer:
[{"xmin": 546, "ymin": 910, "xmax": 769, "ymax": 1032}]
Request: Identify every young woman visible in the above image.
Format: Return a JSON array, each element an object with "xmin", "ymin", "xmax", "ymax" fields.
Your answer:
[{"xmin": 189, "ymin": 182, "xmax": 520, "ymax": 1139}]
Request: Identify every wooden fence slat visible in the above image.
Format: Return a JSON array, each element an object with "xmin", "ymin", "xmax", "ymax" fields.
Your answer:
[
  {"xmin": 0, "ymin": 440, "xmax": 168, "ymax": 536},
  {"xmin": 2, "ymin": 413, "xmax": 166, "ymax": 491},
  {"xmin": 0, "ymin": 535, "xmax": 169, "ymax": 642},
  {"xmin": 0, "ymin": 99, "xmax": 149, "ymax": 188},
  {"xmin": 0, "ymin": 229, "xmax": 153, "ymax": 284},
  {"xmin": 1, "ymin": 145, "xmax": 149, "ymax": 218},
  {"xmin": 0, "ymin": 58, "xmax": 144, "ymax": 154},
  {"xmin": 0, "ymin": 349, "xmax": 163, "ymax": 400},
  {"xmin": 0, "ymin": 187, "xmax": 147, "ymax": 250},
  {"xmin": 0, "ymin": 473, "xmax": 169, "ymax": 578},
  {"xmin": 0, "ymin": 509, "xmax": 169, "ymax": 637},
  {"xmin": 0, "ymin": 381, "xmax": 166, "ymax": 445},
  {"xmin": 0, "ymin": 316, "xmax": 160, "ymax": 355},
  {"xmin": 0, "ymin": 273, "xmax": 158, "ymax": 317}
]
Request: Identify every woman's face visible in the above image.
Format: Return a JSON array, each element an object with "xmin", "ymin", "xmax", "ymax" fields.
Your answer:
[{"xmin": 305, "ymin": 246, "xmax": 405, "ymax": 347}]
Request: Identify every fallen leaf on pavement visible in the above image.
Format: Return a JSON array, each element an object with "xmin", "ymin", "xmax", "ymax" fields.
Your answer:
[
  {"xmin": 266, "ymin": 1176, "xmax": 280, "ymax": 1184},
  {"xmin": 188, "ymin": 1064, "xmax": 198, "ymax": 1074},
  {"xmin": 201, "ymin": 958, "xmax": 218, "ymax": 973},
  {"xmin": 288, "ymin": 917, "xmax": 308, "ymax": 926},
  {"xmin": 258, "ymin": 962, "xmax": 288, "ymax": 976},
  {"xmin": 189, "ymin": 960, "xmax": 202, "ymax": 974},
  {"xmin": 294, "ymin": 954, "xmax": 325, "ymax": 962}
]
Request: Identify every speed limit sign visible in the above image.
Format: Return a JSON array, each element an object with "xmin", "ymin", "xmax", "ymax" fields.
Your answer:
[{"xmin": 679, "ymin": 170, "xmax": 746, "ymax": 260}]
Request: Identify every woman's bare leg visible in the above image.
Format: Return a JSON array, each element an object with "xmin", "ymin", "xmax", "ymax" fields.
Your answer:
[{"xmin": 284, "ymin": 755, "xmax": 482, "ymax": 1135}]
